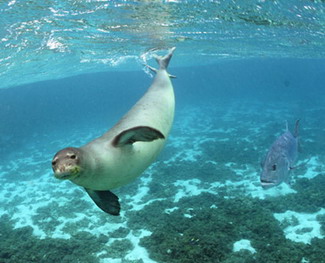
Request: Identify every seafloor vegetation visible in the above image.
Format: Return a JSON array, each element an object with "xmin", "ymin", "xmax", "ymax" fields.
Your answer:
[
  {"xmin": 0, "ymin": 214, "xmax": 106, "ymax": 263},
  {"xmin": 1, "ymin": 173, "xmax": 324, "ymax": 263},
  {"xmin": 129, "ymin": 175, "xmax": 325, "ymax": 263}
]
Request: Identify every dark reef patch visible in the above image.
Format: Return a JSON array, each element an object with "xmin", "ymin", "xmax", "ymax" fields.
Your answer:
[
  {"xmin": 150, "ymin": 159, "xmax": 239, "ymax": 185},
  {"xmin": 259, "ymin": 174, "xmax": 325, "ymax": 214},
  {"xmin": 0, "ymin": 215, "xmax": 105, "ymax": 263},
  {"xmin": 134, "ymin": 194, "xmax": 309, "ymax": 263},
  {"xmin": 201, "ymin": 140, "xmax": 258, "ymax": 166},
  {"xmin": 125, "ymin": 172, "xmax": 325, "ymax": 263}
]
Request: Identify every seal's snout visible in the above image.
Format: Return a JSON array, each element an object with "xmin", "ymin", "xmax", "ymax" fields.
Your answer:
[
  {"xmin": 53, "ymin": 162, "xmax": 81, "ymax": 180},
  {"xmin": 54, "ymin": 169, "xmax": 71, "ymax": 180}
]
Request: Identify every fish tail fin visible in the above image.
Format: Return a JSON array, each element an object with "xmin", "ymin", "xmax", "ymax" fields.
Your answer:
[{"xmin": 294, "ymin": 119, "xmax": 300, "ymax": 138}]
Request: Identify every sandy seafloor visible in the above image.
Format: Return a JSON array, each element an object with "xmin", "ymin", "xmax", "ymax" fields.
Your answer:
[{"xmin": 0, "ymin": 95, "xmax": 325, "ymax": 263}]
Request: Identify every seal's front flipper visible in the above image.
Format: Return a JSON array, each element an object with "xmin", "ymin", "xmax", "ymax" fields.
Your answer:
[
  {"xmin": 85, "ymin": 188, "xmax": 120, "ymax": 216},
  {"xmin": 112, "ymin": 126, "xmax": 165, "ymax": 147}
]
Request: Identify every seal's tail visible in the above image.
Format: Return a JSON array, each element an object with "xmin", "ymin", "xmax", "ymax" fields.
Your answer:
[
  {"xmin": 146, "ymin": 47, "xmax": 176, "ymax": 77},
  {"xmin": 154, "ymin": 47, "xmax": 176, "ymax": 70}
]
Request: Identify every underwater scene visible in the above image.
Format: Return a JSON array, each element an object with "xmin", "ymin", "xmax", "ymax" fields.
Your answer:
[{"xmin": 0, "ymin": 1, "xmax": 325, "ymax": 263}]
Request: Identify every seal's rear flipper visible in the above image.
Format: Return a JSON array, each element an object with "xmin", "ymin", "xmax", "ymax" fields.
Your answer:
[
  {"xmin": 145, "ymin": 47, "xmax": 176, "ymax": 77},
  {"xmin": 112, "ymin": 126, "xmax": 165, "ymax": 147},
  {"xmin": 155, "ymin": 47, "xmax": 176, "ymax": 70},
  {"xmin": 85, "ymin": 188, "xmax": 120, "ymax": 216}
]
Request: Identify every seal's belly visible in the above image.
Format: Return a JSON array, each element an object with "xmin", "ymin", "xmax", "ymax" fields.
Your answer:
[{"xmin": 89, "ymin": 139, "xmax": 165, "ymax": 190}]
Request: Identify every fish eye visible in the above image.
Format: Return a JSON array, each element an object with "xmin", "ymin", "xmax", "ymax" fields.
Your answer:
[
  {"xmin": 272, "ymin": 164, "xmax": 277, "ymax": 171},
  {"xmin": 52, "ymin": 160, "xmax": 56, "ymax": 166},
  {"xmin": 70, "ymin": 155, "xmax": 76, "ymax": 159}
]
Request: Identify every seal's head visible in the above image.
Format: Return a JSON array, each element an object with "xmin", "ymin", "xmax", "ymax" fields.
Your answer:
[{"xmin": 52, "ymin": 147, "xmax": 83, "ymax": 180}]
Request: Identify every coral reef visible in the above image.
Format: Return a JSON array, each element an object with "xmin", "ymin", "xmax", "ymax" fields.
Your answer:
[
  {"xmin": 260, "ymin": 174, "xmax": 325, "ymax": 214},
  {"xmin": 0, "ymin": 215, "xmax": 105, "ymax": 263},
  {"xmin": 129, "ymin": 175, "xmax": 325, "ymax": 263}
]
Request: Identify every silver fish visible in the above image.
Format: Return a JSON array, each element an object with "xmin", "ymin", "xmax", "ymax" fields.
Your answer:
[{"xmin": 260, "ymin": 120, "xmax": 300, "ymax": 189}]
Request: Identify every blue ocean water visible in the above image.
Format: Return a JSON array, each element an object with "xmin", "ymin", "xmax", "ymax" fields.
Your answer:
[{"xmin": 1, "ymin": 1, "xmax": 325, "ymax": 263}]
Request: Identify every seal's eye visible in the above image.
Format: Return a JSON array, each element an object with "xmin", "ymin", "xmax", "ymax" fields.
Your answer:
[
  {"xmin": 70, "ymin": 155, "xmax": 76, "ymax": 159},
  {"xmin": 52, "ymin": 160, "xmax": 56, "ymax": 166},
  {"xmin": 272, "ymin": 164, "xmax": 277, "ymax": 171}
]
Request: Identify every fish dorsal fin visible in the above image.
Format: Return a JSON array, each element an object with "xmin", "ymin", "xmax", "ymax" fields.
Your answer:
[
  {"xmin": 85, "ymin": 188, "xmax": 120, "ymax": 216},
  {"xmin": 294, "ymin": 119, "xmax": 300, "ymax": 138},
  {"xmin": 112, "ymin": 126, "xmax": 165, "ymax": 147},
  {"xmin": 285, "ymin": 120, "xmax": 289, "ymax": 131}
]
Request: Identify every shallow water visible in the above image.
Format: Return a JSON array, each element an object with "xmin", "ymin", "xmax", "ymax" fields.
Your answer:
[
  {"xmin": 1, "ymin": 0, "xmax": 324, "ymax": 88},
  {"xmin": 1, "ymin": 1, "xmax": 325, "ymax": 263}
]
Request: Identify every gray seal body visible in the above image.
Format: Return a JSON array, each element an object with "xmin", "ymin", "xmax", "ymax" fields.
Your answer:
[{"xmin": 52, "ymin": 48, "xmax": 176, "ymax": 215}]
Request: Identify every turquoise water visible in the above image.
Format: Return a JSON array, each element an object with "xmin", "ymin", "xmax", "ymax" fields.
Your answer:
[{"xmin": 0, "ymin": 1, "xmax": 325, "ymax": 263}]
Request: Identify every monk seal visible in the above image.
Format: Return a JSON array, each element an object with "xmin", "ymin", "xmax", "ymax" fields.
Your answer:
[{"xmin": 51, "ymin": 47, "xmax": 176, "ymax": 215}]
